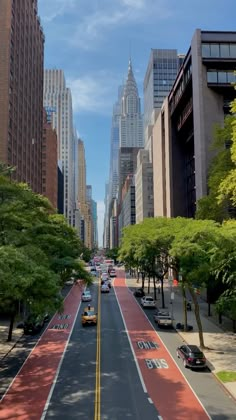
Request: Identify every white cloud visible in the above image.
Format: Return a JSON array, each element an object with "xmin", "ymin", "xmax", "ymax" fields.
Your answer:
[
  {"xmin": 54, "ymin": 0, "xmax": 173, "ymax": 50},
  {"xmin": 40, "ymin": 0, "xmax": 77, "ymax": 22},
  {"xmin": 121, "ymin": 0, "xmax": 146, "ymax": 8},
  {"xmin": 97, "ymin": 201, "xmax": 105, "ymax": 247},
  {"xmin": 67, "ymin": 72, "xmax": 120, "ymax": 115}
]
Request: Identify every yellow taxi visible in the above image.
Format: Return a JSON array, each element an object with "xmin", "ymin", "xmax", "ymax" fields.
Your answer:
[{"xmin": 81, "ymin": 305, "xmax": 97, "ymax": 326}]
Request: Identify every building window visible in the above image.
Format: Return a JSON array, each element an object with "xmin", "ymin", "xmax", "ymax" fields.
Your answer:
[
  {"xmin": 207, "ymin": 71, "xmax": 218, "ymax": 83},
  {"xmin": 220, "ymin": 44, "xmax": 230, "ymax": 58}
]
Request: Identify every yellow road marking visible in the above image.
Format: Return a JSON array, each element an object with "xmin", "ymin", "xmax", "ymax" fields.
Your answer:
[{"xmin": 94, "ymin": 280, "xmax": 101, "ymax": 420}]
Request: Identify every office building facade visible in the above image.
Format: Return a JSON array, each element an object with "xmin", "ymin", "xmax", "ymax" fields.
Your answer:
[
  {"xmin": 43, "ymin": 69, "xmax": 74, "ymax": 221},
  {"xmin": 153, "ymin": 29, "xmax": 236, "ymax": 218},
  {"xmin": 0, "ymin": 0, "xmax": 44, "ymax": 193}
]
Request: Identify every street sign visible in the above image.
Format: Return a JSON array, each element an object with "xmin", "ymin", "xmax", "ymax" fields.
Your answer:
[{"xmin": 171, "ymin": 292, "xmax": 175, "ymax": 300}]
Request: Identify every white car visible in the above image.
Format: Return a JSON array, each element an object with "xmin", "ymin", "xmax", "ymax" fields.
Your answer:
[
  {"xmin": 81, "ymin": 290, "xmax": 92, "ymax": 302},
  {"xmin": 101, "ymin": 284, "xmax": 110, "ymax": 293},
  {"xmin": 101, "ymin": 272, "xmax": 109, "ymax": 281},
  {"xmin": 141, "ymin": 296, "xmax": 156, "ymax": 308},
  {"xmin": 109, "ymin": 269, "xmax": 116, "ymax": 277}
]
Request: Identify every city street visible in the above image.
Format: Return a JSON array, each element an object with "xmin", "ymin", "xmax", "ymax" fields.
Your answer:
[{"xmin": 0, "ymin": 271, "xmax": 235, "ymax": 419}]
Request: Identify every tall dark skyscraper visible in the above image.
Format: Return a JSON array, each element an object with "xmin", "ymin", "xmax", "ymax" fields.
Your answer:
[{"xmin": 0, "ymin": 0, "xmax": 44, "ymax": 193}]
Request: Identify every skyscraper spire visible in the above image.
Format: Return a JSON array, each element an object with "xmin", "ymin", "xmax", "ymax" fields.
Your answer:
[{"xmin": 122, "ymin": 58, "xmax": 140, "ymax": 115}]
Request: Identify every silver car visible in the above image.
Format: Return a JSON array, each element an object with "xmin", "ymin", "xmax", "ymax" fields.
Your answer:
[
  {"xmin": 141, "ymin": 296, "xmax": 156, "ymax": 308},
  {"xmin": 81, "ymin": 290, "xmax": 92, "ymax": 302}
]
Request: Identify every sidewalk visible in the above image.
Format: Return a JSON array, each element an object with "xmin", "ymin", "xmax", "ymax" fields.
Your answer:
[
  {"xmin": 0, "ymin": 317, "xmax": 24, "ymax": 360},
  {"xmin": 126, "ymin": 274, "xmax": 236, "ymax": 402}
]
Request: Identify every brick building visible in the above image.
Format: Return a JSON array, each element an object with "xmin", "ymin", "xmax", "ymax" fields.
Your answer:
[{"xmin": 0, "ymin": 0, "xmax": 44, "ymax": 193}]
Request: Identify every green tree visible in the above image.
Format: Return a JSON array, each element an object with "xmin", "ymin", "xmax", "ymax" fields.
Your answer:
[
  {"xmin": 105, "ymin": 247, "xmax": 119, "ymax": 263},
  {"xmin": 0, "ymin": 174, "xmax": 92, "ymax": 340},
  {"xmin": 0, "ymin": 245, "xmax": 62, "ymax": 341},
  {"xmin": 196, "ymin": 115, "xmax": 234, "ymax": 221},
  {"xmin": 218, "ymin": 96, "xmax": 236, "ymax": 207}
]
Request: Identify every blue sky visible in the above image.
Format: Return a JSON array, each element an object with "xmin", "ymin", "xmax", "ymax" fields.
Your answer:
[{"xmin": 38, "ymin": 0, "xmax": 236, "ymax": 245}]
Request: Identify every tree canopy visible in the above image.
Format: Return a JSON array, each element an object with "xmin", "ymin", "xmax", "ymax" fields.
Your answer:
[{"xmin": 0, "ymin": 168, "xmax": 92, "ymax": 340}]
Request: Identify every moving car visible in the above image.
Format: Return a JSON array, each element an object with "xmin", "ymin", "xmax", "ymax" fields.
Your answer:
[
  {"xmin": 81, "ymin": 290, "xmax": 92, "ymax": 302},
  {"xmin": 141, "ymin": 296, "xmax": 156, "ymax": 308},
  {"xmin": 154, "ymin": 310, "xmax": 173, "ymax": 328},
  {"xmin": 109, "ymin": 269, "xmax": 116, "ymax": 277},
  {"xmin": 90, "ymin": 267, "xmax": 97, "ymax": 276},
  {"xmin": 101, "ymin": 284, "xmax": 110, "ymax": 293},
  {"xmin": 177, "ymin": 344, "xmax": 207, "ymax": 369},
  {"xmin": 101, "ymin": 272, "xmax": 109, "ymax": 281},
  {"xmin": 133, "ymin": 288, "xmax": 145, "ymax": 297},
  {"xmin": 81, "ymin": 306, "xmax": 97, "ymax": 326}
]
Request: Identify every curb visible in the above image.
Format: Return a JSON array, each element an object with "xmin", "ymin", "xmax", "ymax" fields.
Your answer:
[
  {"xmin": 212, "ymin": 371, "xmax": 236, "ymax": 403},
  {"xmin": 0, "ymin": 333, "xmax": 24, "ymax": 361},
  {"xmin": 175, "ymin": 328, "xmax": 236, "ymax": 403}
]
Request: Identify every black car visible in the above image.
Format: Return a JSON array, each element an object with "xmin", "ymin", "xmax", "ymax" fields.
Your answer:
[
  {"xmin": 177, "ymin": 344, "xmax": 207, "ymax": 369},
  {"xmin": 133, "ymin": 288, "xmax": 145, "ymax": 297},
  {"xmin": 23, "ymin": 314, "xmax": 49, "ymax": 335}
]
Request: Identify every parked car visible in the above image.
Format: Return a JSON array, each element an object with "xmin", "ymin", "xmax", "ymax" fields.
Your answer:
[
  {"xmin": 81, "ymin": 290, "xmax": 92, "ymax": 302},
  {"xmin": 176, "ymin": 322, "xmax": 193, "ymax": 331},
  {"xmin": 23, "ymin": 314, "xmax": 47, "ymax": 335},
  {"xmin": 101, "ymin": 284, "xmax": 110, "ymax": 293},
  {"xmin": 81, "ymin": 306, "xmax": 97, "ymax": 326},
  {"xmin": 141, "ymin": 296, "xmax": 156, "ymax": 308},
  {"xmin": 177, "ymin": 344, "xmax": 207, "ymax": 369},
  {"xmin": 133, "ymin": 288, "xmax": 145, "ymax": 297},
  {"xmin": 154, "ymin": 310, "xmax": 173, "ymax": 328}
]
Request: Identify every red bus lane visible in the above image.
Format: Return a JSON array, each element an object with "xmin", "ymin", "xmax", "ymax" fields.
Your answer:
[
  {"xmin": 114, "ymin": 274, "xmax": 209, "ymax": 420},
  {"xmin": 0, "ymin": 284, "xmax": 82, "ymax": 420}
]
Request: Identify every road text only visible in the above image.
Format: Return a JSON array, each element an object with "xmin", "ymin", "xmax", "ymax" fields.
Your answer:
[
  {"xmin": 137, "ymin": 341, "xmax": 159, "ymax": 349},
  {"xmin": 145, "ymin": 359, "xmax": 169, "ymax": 369}
]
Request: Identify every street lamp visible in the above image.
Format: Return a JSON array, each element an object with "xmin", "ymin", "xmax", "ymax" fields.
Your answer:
[{"xmin": 168, "ymin": 276, "xmax": 174, "ymax": 320}]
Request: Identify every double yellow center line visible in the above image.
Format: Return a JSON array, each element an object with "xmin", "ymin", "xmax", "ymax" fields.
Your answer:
[{"xmin": 94, "ymin": 279, "xmax": 101, "ymax": 420}]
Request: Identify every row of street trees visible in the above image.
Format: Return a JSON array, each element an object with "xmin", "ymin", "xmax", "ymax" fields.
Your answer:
[
  {"xmin": 119, "ymin": 95, "xmax": 236, "ymax": 347},
  {"xmin": 0, "ymin": 165, "xmax": 92, "ymax": 340}
]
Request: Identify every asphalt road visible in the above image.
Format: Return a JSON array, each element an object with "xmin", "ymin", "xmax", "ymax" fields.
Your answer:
[
  {"xmin": 43, "ymin": 280, "xmax": 159, "ymax": 420},
  {"xmin": 0, "ymin": 276, "xmax": 236, "ymax": 419},
  {"xmin": 138, "ymin": 296, "xmax": 236, "ymax": 420}
]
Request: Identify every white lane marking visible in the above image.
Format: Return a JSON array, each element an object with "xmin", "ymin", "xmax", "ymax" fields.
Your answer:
[
  {"xmin": 148, "ymin": 397, "xmax": 153, "ymax": 404},
  {"xmin": 113, "ymin": 284, "xmax": 147, "ymax": 394},
  {"xmin": 139, "ymin": 301, "xmax": 211, "ymax": 419},
  {"xmin": 41, "ymin": 294, "xmax": 82, "ymax": 420},
  {"xmin": 0, "ymin": 286, "xmax": 75, "ymax": 403}
]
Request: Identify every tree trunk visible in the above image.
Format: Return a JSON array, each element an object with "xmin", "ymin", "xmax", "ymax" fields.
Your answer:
[
  {"xmin": 232, "ymin": 319, "xmax": 236, "ymax": 333},
  {"xmin": 141, "ymin": 272, "xmax": 145, "ymax": 289},
  {"xmin": 148, "ymin": 276, "xmax": 150, "ymax": 294},
  {"xmin": 160, "ymin": 276, "xmax": 165, "ymax": 308},
  {"xmin": 189, "ymin": 286, "xmax": 205, "ymax": 349},
  {"xmin": 153, "ymin": 275, "xmax": 157, "ymax": 301},
  {"xmin": 208, "ymin": 302, "xmax": 211, "ymax": 317},
  {"xmin": 182, "ymin": 285, "xmax": 188, "ymax": 332},
  {"xmin": 7, "ymin": 312, "xmax": 15, "ymax": 342}
]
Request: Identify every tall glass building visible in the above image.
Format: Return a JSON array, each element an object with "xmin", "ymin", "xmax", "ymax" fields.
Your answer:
[{"xmin": 144, "ymin": 49, "xmax": 184, "ymax": 135}]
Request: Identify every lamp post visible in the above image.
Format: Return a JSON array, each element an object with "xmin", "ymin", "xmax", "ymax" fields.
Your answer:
[{"xmin": 168, "ymin": 276, "xmax": 174, "ymax": 320}]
